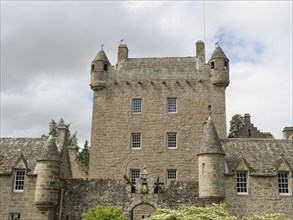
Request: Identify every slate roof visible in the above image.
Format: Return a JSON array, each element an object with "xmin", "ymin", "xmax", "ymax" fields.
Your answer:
[
  {"xmin": 222, "ymin": 138, "xmax": 293, "ymax": 175},
  {"xmin": 0, "ymin": 137, "xmax": 47, "ymax": 174},
  {"xmin": 38, "ymin": 136, "xmax": 61, "ymax": 162},
  {"xmin": 210, "ymin": 46, "xmax": 228, "ymax": 60},
  {"xmin": 199, "ymin": 118, "xmax": 225, "ymax": 155}
]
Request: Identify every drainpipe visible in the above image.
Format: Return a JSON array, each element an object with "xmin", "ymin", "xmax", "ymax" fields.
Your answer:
[{"xmin": 59, "ymin": 188, "xmax": 64, "ymax": 219}]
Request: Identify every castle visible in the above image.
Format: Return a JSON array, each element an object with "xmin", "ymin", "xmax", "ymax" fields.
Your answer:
[{"xmin": 0, "ymin": 41, "xmax": 292, "ymax": 220}]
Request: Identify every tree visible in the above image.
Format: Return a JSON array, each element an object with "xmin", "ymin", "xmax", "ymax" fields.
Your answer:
[
  {"xmin": 78, "ymin": 140, "xmax": 90, "ymax": 166},
  {"xmin": 42, "ymin": 118, "xmax": 79, "ymax": 148},
  {"xmin": 82, "ymin": 205, "xmax": 127, "ymax": 220},
  {"xmin": 228, "ymin": 114, "xmax": 244, "ymax": 138}
]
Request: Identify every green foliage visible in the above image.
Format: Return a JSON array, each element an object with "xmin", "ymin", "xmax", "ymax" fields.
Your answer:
[
  {"xmin": 42, "ymin": 118, "xmax": 79, "ymax": 148},
  {"xmin": 228, "ymin": 114, "xmax": 244, "ymax": 138},
  {"xmin": 242, "ymin": 213, "xmax": 290, "ymax": 220},
  {"xmin": 149, "ymin": 203, "xmax": 237, "ymax": 220},
  {"xmin": 78, "ymin": 140, "xmax": 90, "ymax": 166},
  {"xmin": 82, "ymin": 205, "xmax": 127, "ymax": 220}
]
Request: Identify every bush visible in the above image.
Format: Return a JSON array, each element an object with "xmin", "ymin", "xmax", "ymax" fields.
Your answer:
[{"xmin": 82, "ymin": 205, "xmax": 127, "ymax": 220}]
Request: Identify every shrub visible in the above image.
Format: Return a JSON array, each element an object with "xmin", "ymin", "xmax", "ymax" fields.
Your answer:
[{"xmin": 82, "ymin": 205, "xmax": 127, "ymax": 220}]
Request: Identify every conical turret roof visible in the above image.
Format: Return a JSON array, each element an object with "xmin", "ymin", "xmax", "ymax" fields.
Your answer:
[
  {"xmin": 37, "ymin": 136, "xmax": 61, "ymax": 161},
  {"xmin": 210, "ymin": 46, "xmax": 228, "ymax": 60},
  {"xmin": 92, "ymin": 49, "xmax": 110, "ymax": 64},
  {"xmin": 199, "ymin": 117, "xmax": 225, "ymax": 155}
]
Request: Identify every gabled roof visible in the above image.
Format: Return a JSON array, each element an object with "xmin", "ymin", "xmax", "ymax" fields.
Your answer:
[
  {"xmin": 222, "ymin": 139, "xmax": 293, "ymax": 175},
  {"xmin": 0, "ymin": 137, "xmax": 47, "ymax": 174}
]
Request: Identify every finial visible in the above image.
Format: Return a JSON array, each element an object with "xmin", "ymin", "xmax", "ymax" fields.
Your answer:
[
  {"xmin": 119, "ymin": 39, "xmax": 124, "ymax": 45},
  {"xmin": 101, "ymin": 44, "xmax": 104, "ymax": 50},
  {"xmin": 215, "ymin": 41, "xmax": 220, "ymax": 47}
]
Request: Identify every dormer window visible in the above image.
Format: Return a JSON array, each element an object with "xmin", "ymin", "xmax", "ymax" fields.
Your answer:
[
  {"xmin": 278, "ymin": 172, "xmax": 289, "ymax": 195},
  {"xmin": 211, "ymin": 61, "xmax": 215, "ymax": 69},
  {"xmin": 14, "ymin": 170, "xmax": 26, "ymax": 192},
  {"xmin": 236, "ymin": 172, "xmax": 248, "ymax": 195},
  {"xmin": 103, "ymin": 64, "xmax": 108, "ymax": 71}
]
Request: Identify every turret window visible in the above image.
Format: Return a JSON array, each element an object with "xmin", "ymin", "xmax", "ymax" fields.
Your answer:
[
  {"xmin": 211, "ymin": 61, "xmax": 215, "ymax": 69},
  {"xmin": 91, "ymin": 64, "xmax": 94, "ymax": 72},
  {"xmin": 9, "ymin": 213, "xmax": 20, "ymax": 220},
  {"xmin": 103, "ymin": 64, "xmax": 108, "ymax": 71},
  {"xmin": 13, "ymin": 170, "xmax": 25, "ymax": 192},
  {"xmin": 236, "ymin": 172, "xmax": 248, "ymax": 195},
  {"xmin": 278, "ymin": 172, "xmax": 289, "ymax": 195},
  {"xmin": 224, "ymin": 61, "xmax": 229, "ymax": 69}
]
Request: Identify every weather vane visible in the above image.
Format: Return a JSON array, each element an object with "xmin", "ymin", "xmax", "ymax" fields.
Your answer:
[
  {"xmin": 215, "ymin": 41, "xmax": 220, "ymax": 47},
  {"xmin": 119, "ymin": 39, "xmax": 124, "ymax": 44},
  {"xmin": 101, "ymin": 44, "xmax": 104, "ymax": 50}
]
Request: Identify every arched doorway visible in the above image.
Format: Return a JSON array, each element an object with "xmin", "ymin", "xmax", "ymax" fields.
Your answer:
[{"xmin": 131, "ymin": 203, "xmax": 156, "ymax": 220}]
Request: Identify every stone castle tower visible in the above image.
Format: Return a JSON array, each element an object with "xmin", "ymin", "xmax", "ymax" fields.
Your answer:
[{"xmin": 88, "ymin": 41, "xmax": 230, "ymax": 183}]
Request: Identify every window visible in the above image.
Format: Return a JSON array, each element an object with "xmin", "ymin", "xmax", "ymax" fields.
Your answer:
[
  {"xmin": 130, "ymin": 169, "xmax": 140, "ymax": 184},
  {"xmin": 9, "ymin": 213, "xmax": 20, "ymax": 220},
  {"xmin": 167, "ymin": 169, "xmax": 177, "ymax": 181},
  {"xmin": 103, "ymin": 64, "xmax": 108, "ymax": 71},
  {"xmin": 14, "ymin": 170, "xmax": 25, "ymax": 192},
  {"xmin": 236, "ymin": 172, "xmax": 248, "ymax": 194},
  {"xmin": 224, "ymin": 61, "xmax": 229, "ymax": 69},
  {"xmin": 208, "ymin": 105, "xmax": 212, "ymax": 112},
  {"xmin": 211, "ymin": 61, "xmax": 215, "ymax": 69},
  {"xmin": 132, "ymin": 99, "xmax": 142, "ymax": 114},
  {"xmin": 131, "ymin": 133, "xmax": 141, "ymax": 149},
  {"xmin": 167, "ymin": 98, "xmax": 177, "ymax": 113},
  {"xmin": 167, "ymin": 132, "xmax": 177, "ymax": 148},
  {"xmin": 91, "ymin": 64, "xmax": 94, "ymax": 72},
  {"xmin": 141, "ymin": 214, "xmax": 151, "ymax": 219},
  {"xmin": 278, "ymin": 173, "xmax": 289, "ymax": 195}
]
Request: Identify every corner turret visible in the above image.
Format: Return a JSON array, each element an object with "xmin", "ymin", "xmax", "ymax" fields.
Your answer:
[
  {"xmin": 198, "ymin": 117, "xmax": 226, "ymax": 206},
  {"xmin": 34, "ymin": 137, "xmax": 61, "ymax": 212},
  {"xmin": 90, "ymin": 48, "xmax": 111, "ymax": 91},
  {"xmin": 209, "ymin": 45, "xmax": 229, "ymax": 87}
]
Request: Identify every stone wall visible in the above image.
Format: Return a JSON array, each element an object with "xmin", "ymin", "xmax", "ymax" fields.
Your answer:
[
  {"xmin": 0, "ymin": 174, "xmax": 57, "ymax": 220},
  {"xmin": 60, "ymin": 179, "xmax": 202, "ymax": 220},
  {"xmin": 224, "ymin": 175, "xmax": 293, "ymax": 219}
]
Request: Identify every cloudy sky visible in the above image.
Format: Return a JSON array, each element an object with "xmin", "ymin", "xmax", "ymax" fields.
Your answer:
[{"xmin": 1, "ymin": 1, "xmax": 292, "ymax": 145}]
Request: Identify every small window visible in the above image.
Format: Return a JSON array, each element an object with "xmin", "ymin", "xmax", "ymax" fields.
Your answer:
[
  {"xmin": 132, "ymin": 99, "xmax": 142, "ymax": 114},
  {"xmin": 278, "ymin": 173, "xmax": 289, "ymax": 195},
  {"xmin": 208, "ymin": 105, "xmax": 212, "ymax": 112},
  {"xmin": 167, "ymin": 98, "xmax": 177, "ymax": 113},
  {"xmin": 236, "ymin": 172, "xmax": 248, "ymax": 194},
  {"xmin": 167, "ymin": 132, "xmax": 177, "ymax": 148},
  {"xmin": 91, "ymin": 63, "xmax": 95, "ymax": 72},
  {"xmin": 131, "ymin": 133, "xmax": 141, "ymax": 149},
  {"xmin": 130, "ymin": 169, "xmax": 140, "ymax": 184},
  {"xmin": 141, "ymin": 214, "xmax": 151, "ymax": 219},
  {"xmin": 224, "ymin": 61, "xmax": 229, "ymax": 69},
  {"xmin": 9, "ymin": 213, "xmax": 20, "ymax": 220},
  {"xmin": 167, "ymin": 169, "xmax": 177, "ymax": 181},
  {"xmin": 103, "ymin": 64, "xmax": 108, "ymax": 71},
  {"xmin": 14, "ymin": 170, "xmax": 25, "ymax": 192},
  {"xmin": 248, "ymin": 129, "xmax": 251, "ymax": 137},
  {"xmin": 211, "ymin": 61, "xmax": 215, "ymax": 69}
]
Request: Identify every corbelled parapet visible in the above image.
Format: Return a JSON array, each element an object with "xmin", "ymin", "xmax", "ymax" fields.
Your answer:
[{"xmin": 198, "ymin": 117, "xmax": 225, "ymax": 206}]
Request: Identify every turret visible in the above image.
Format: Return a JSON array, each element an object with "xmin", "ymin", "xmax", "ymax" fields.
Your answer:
[
  {"xmin": 198, "ymin": 117, "xmax": 226, "ymax": 206},
  {"xmin": 209, "ymin": 45, "xmax": 229, "ymax": 87},
  {"xmin": 90, "ymin": 49, "xmax": 111, "ymax": 90},
  {"xmin": 34, "ymin": 137, "xmax": 61, "ymax": 212},
  {"xmin": 116, "ymin": 43, "xmax": 128, "ymax": 70}
]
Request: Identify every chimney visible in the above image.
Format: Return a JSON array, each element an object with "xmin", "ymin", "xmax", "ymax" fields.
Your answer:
[
  {"xmin": 283, "ymin": 127, "xmax": 293, "ymax": 139},
  {"xmin": 244, "ymin": 113, "xmax": 251, "ymax": 125},
  {"xmin": 56, "ymin": 120, "xmax": 69, "ymax": 152},
  {"xmin": 196, "ymin": 40, "xmax": 205, "ymax": 65},
  {"xmin": 117, "ymin": 43, "xmax": 128, "ymax": 70}
]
